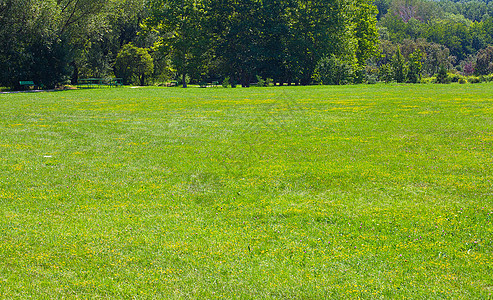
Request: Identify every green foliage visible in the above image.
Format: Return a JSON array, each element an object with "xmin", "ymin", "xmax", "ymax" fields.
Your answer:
[
  {"xmin": 435, "ymin": 65, "xmax": 451, "ymax": 84},
  {"xmin": 0, "ymin": 0, "xmax": 70, "ymax": 88},
  {"xmin": 313, "ymin": 56, "xmax": 353, "ymax": 85},
  {"xmin": 114, "ymin": 43, "xmax": 154, "ymax": 85},
  {"xmin": 5, "ymin": 0, "xmax": 493, "ymax": 88},
  {"xmin": 407, "ymin": 49, "xmax": 423, "ymax": 83},
  {"xmin": 73, "ymin": 0, "xmax": 150, "ymax": 81},
  {"xmin": 0, "ymin": 0, "xmax": 123, "ymax": 88},
  {"xmin": 146, "ymin": 0, "xmax": 210, "ymax": 88},
  {"xmin": 482, "ymin": 74, "xmax": 493, "ymax": 82},
  {"xmin": 350, "ymin": 0, "xmax": 380, "ymax": 66},
  {"xmin": 222, "ymin": 76, "xmax": 230, "ymax": 88},
  {"xmin": 365, "ymin": 65, "xmax": 379, "ymax": 83},
  {"xmin": 391, "ymin": 49, "xmax": 408, "ymax": 83},
  {"xmin": 256, "ymin": 75, "xmax": 266, "ymax": 87},
  {"xmin": 374, "ymin": 0, "xmax": 391, "ymax": 20},
  {"xmin": 144, "ymin": 0, "xmax": 377, "ymax": 87},
  {"xmin": 378, "ymin": 63, "xmax": 394, "ymax": 82},
  {"xmin": 474, "ymin": 45, "xmax": 493, "ymax": 75},
  {"xmin": 376, "ymin": 0, "xmax": 493, "ymax": 80}
]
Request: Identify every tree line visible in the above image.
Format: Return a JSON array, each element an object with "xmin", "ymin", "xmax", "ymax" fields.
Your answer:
[
  {"xmin": 1, "ymin": 0, "xmax": 493, "ymax": 89},
  {"xmin": 0, "ymin": 0, "xmax": 148, "ymax": 89},
  {"xmin": 0, "ymin": 0, "xmax": 378, "ymax": 88},
  {"xmin": 374, "ymin": 0, "xmax": 493, "ymax": 83}
]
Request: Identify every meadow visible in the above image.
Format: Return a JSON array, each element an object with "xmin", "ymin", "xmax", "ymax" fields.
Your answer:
[{"xmin": 0, "ymin": 83, "xmax": 491, "ymax": 299}]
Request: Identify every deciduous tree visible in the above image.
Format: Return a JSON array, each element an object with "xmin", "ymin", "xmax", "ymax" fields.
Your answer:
[{"xmin": 114, "ymin": 43, "xmax": 154, "ymax": 85}]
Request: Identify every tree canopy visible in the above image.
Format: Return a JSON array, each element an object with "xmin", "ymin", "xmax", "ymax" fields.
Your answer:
[{"xmin": 2, "ymin": 0, "xmax": 493, "ymax": 88}]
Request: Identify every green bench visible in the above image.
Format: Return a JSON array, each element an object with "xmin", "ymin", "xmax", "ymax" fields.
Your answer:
[
  {"xmin": 19, "ymin": 81, "xmax": 36, "ymax": 89},
  {"xmin": 109, "ymin": 78, "xmax": 123, "ymax": 87}
]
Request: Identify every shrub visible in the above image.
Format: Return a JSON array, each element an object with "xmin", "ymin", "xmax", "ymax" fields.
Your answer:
[
  {"xmin": 449, "ymin": 73, "xmax": 461, "ymax": 83},
  {"xmin": 392, "ymin": 49, "xmax": 408, "ymax": 83},
  {"xmin": 378, "ymin": 63, "xmax": 393, "ymax": 83},
  {"xmin": 458, "ymin": 78, "xmax": 467, "ymax": 84},
  {"xmin": 314, "ymin": 56, "xmax": 353, "ymax": 85},
  {"xmin": 468, "ymin": 76, "xmax": 481, "ymax": 83},
  {"xmin": 367, "ymin": 75, "xmax": 377, "ymax": 84},
  {"xmin": 222, "ymin": 76, "xmax": 230, "ymax": 88},
  {"xmin": 256, "ymin": 75, "xmax": 266, "ymax": 87},
  {"xmin": 353, "ymin": 68, "xmax": 365, "ymax": 84},
  {"xmin": 478, "ymin": 75, "xmax": 493, "ymax": 82},
  {"xmin": 435, "ymin": 66, "xmax": 450, "ymax": 84},
  {"xmin": 407, "ymin": 49, "xmax": 423, "ymax": 83},
  {"xmin": 421, "ymin": 77, "xmax": 435, "ymax": 84}
]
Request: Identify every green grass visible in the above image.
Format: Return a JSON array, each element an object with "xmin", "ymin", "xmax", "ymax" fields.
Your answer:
[{"xmin": 0, "ymin": 84, "xmax": 492, "ymax": 298}]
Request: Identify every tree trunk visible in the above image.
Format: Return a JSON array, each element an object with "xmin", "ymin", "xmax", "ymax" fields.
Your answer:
[
  {"xmin": 70, "ymin": 61, "xmax": 78, "ymax": 85},
  {"xmin": 182, "ymin": 73, "xmax": 187, "ymax": 88}
]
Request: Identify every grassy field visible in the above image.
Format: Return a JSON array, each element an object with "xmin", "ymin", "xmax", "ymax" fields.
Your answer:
[{"xmin": 0, "ymin": 83, "xmax": 492, "ymax": 298}]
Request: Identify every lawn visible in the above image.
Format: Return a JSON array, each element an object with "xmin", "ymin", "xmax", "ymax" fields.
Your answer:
[{"xmin": 0, "ymin": 83, "xmax": 491, "ymax": 298}]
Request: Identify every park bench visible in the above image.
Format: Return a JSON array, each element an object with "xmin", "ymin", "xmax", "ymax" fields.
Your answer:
[
  {"xmin": 19, "ymin": 81, "xmax": 36, "ymax": 90},
  {"xmin": 109, "ymin": 78, "xmax": 123, "ymax": 87}
]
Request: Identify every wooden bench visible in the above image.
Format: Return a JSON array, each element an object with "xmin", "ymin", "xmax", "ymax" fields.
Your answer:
[{"xmin": 19, "ymin": 81, "xmax": 36, "ymax": 89}]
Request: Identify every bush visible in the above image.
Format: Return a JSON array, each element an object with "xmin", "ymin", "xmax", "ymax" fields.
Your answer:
[
  {"xmin": 421, "ymin": 77, "xmax": 435, "ymax": 84},
  {"xmin": 478, "ymin": 75, "xmax": 493, "ymax": 82},
  {"xmin": 222, "ymin": 76, "xmax": 230, "ymax": 88},
  {"xmin": 458, "ymin": 78, "xmax": 467, "ymax": 84},
  {"xmin": 407, "ymin": 49, "xmax": 423, "ymax": 83},
  {"xmin": 449, "ymin": 73, "xmax": 461, "ymax": 83},
  {"xmin": 353, "ymin": 68, "xmax": 365, "ymax": 84},
  {"xmin": 392, "ymin": 49, "xmax": 408, "ymax": 83},
  {"xmin": 314, "ymin": 56, "xmax": 353, "ymax": 85},
  {"xmin": 435, "ymin": 66, "xmax": 450, "ymax": 84},
  {"xmin": 256, "ymin": 75, "xmax": 266, "ymax": 87},
  {"xmin": 367, "ymin": 75, "xmax": 377, "ymax": 84},
  {"xmin": 365, "ymin": 66, "xmax": 379, "ymax": 84},
  {"xmin": 378, "ymin": 63, "xmax": 393, "ymax": 83},
  {"xmin": 468, "ymin": 76, "xmax": 481, "ymax": 83}
]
